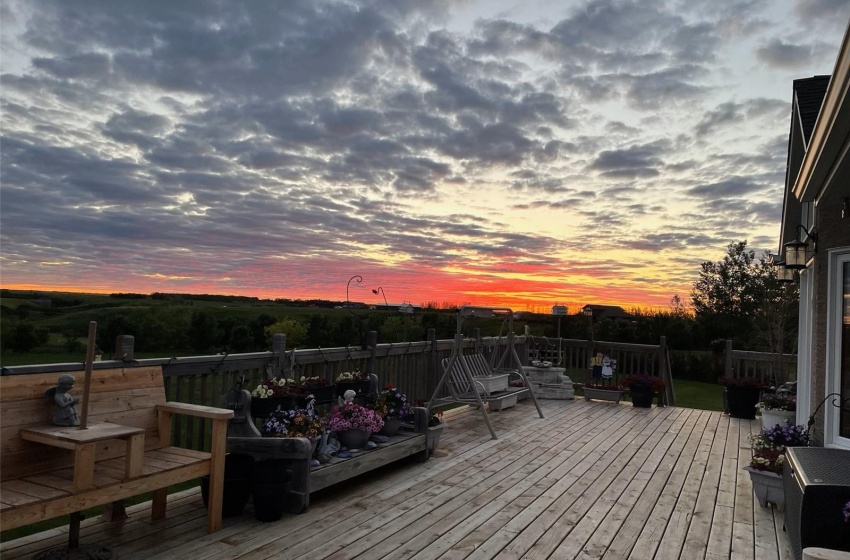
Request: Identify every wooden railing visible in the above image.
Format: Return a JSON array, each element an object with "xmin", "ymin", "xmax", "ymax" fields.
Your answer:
[
  {"xmin": 1, "ymin": 330, "xmax": 675, "ymax": 448},
  {"xmin": 525, "ymin": 335, "xmax": 675, "ymax": 405},
  {"xmin": 723, "ymin": 339, "xmax": 797, "ymax": 386}
]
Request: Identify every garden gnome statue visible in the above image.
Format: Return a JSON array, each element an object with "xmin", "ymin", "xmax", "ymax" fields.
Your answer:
[
  {"xmin": 591, "ymin": 352, "xmax": 603, "ymax": 380},
  {"xmin": 45, "ymin": 374, "xmax": 81, "ymax": 426},
  {"xmin": 601, "ymin": 355, "xmax": 613, "ymax": 381}
]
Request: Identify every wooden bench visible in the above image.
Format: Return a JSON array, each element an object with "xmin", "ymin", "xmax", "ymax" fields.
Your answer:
[
  {"xmin": 0, "ymin": 366, "xmax": 234, "ymax": 535},
  {"xmin": 223, "ymin": 389, "xmax": 434, "ymax": 513}
]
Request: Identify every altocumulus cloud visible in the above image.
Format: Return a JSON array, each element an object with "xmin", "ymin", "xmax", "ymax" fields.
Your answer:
[{"xmin": 0, "ymin": 0, "xmax": 847, "ymax": 309}]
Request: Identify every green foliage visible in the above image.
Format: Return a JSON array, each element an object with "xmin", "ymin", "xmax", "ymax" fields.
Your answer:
[
  {"xmin": 691, "ymin": 241, "xmax": 798, "ymax": 351},
  {"xmin": 5, "ymin": 321, "xmax": 49, "ymax": 352},
  {"xmin": 668, "ymin": 350, "xmax": 719, "ymax": 383},
  {"xmin": 265, "ymin": 317, "xmax": 308, "ymax": 347}
]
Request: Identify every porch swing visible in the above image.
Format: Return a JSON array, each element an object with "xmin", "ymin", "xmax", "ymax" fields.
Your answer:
[{"xmin": 426, "ymin": 306, "xmax": 545, "ymax": 439}]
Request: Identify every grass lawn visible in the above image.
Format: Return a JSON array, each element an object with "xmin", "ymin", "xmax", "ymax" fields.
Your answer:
[{"xmin": 671, "ymin": 379, "xmax": 725, "ymax": 412}]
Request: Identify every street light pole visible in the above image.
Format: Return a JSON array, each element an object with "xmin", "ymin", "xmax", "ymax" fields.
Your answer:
[
  {"xmin": 372, "ymin": 287, "xmax": 401, "ymax": 342},
  {"xmin": 347, "ymin": 275, "xmax": 363, "ymax": 346}
]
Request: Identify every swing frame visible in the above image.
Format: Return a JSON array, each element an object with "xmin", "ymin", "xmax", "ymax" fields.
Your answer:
[{"xmin": 426, "ymin": 306, "xmax": 544, "ymax": 439}]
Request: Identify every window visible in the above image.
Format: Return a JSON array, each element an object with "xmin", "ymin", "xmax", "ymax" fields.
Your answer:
[{"xmin": 826, "ymin": 250, "xmax": 850, "ymax": 448}]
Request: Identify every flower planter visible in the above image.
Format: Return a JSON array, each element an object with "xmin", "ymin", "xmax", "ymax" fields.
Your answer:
[
  {"xmin": 629, "ymin": 386, "xmax": 654, "ymax": 408},
  {"xmin": 761, "ymin": 409, "xmax": 795, "ymax": 429},
  {"xmin": 380, "ymin": 417, "xmax": 402, "ymax": 437},
  {"xmin": 487, "ymin": 393, "xmax": 518, "ymax": 411},
  {"xmin": 201, "ymin": 453, "xmax": 254, "ymax": 518},
  {"xmin": 250, "ymin": 395, "xmax": 298, "ymax": 418},
  {"xmin": 302, "ymin": 385, "xmax": 336, "ymax": 403},
  {"xmin": 427, "ymin": 423, "xmax": 444, "ymax": 458},
  {"xmin": 744, "ymin": 466, "xmax": 784, "ymax": 511},
  {"xmin": 336, "ymin": 428, "xmax": 371, "ymax": 449},
  {"xmin": 727, "ymin": 387, "xmax": 761, "ymax": 419},
  {"xmin": 336, "ymin": 380, "xmax": 371, "ymax": 398},
  {"xmin": 475, "ymin": 374, "xmax": 510, "ymax": 395},
  {"xmin": 252, "ymin": 459, "xmax": 291, "ymax": 522},
  {"xmin": 583, "ymin": 387, "xmax": 624, "ymax": 403}
]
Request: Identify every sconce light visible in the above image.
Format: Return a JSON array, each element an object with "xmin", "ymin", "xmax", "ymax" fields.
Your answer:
[
  {"xmin": 767, "ymin": 252, "xmax": 796, "ymax": 283},
  {"xmin": 776, "ymin": 263, "xmax": 795, "ymax": 283},
  {"xmin": 782, "ymin": 225, "xmax": 817, "ymax": 270}
]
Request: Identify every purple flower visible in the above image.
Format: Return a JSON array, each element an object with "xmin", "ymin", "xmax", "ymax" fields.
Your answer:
[{"xmin": 844, "ymin": 500, "xmax": 850, "ymax": 524}]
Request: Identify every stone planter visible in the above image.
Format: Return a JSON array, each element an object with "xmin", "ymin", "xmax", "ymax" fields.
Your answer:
[
  {"xmin": 487, "ymin": 393, "xmax": 518, "ymax": 411},
  {"xmin": 583, "ymin": 387, "xmax": 624, "ymax": 403},
  {"xmin": 744, "ymin": 466, "xmax": 784, "ymax": 511},
  {"xmin": 761, "ymin": 409, "xmax": 795, "ymax": 429},
  {"xmin": 336, "ymin": 428, "xmax": 371, "ymax": 449},
  {"xmin": 475, "ymin": 374, "xmax": 510, "ymax": 395},
  {"xmin": 427, "ymin": 423, "xmax": 444, "ymax": 458},
  {"xmin": 380, "ymin": 417, "xmax": 402, "ymax": 437}
]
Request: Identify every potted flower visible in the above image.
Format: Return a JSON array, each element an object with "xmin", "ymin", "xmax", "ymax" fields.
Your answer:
[
  {"xmin": 580, "ymin": 382, "xmax": 625, "ymax": 403},
  {"xmin": 325, "ymin": 402, "xmax": 384, "ymax": 449},
  {"xmin": 621, "ymin": 374, "xmax": 664, "ymax": 408},
  {"xmin": 371, "ymin": 383, "xmax": 413, "ymax": 436},
  {"xmin": 721, "ymin": 376, "xmax": 765, "ymax": 419},
  {"xmin": 335, "ymin": 369, "xmax": 372, "ymax": 397},
  {"xmin": 260, "ymin": 399, "xmax": 325, "ymax": 440},
  {"xmin": 744, "ymin": 422, "xmax": 809, "ymax": 511},
  {"xmin": 757, "ymin": 393, "xmax": 796, "ymax": 429},
  {"xmin": 293, "ymin": 376, "xmax": 335, "ymax": 403},
  {"xmin": 250, "ymin": 377, "xmax": 298, "ymax": 417}
]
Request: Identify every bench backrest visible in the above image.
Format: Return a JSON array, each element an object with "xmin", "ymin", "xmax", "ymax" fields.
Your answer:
[{"xmin": 0, "ymin": 366, "xmax": 167, "ymax": 481}]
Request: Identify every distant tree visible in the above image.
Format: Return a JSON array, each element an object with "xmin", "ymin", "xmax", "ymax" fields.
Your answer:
[
  {"xmin": 188, "ymin": 311, "xmax": 221, "ymax": 353},
  {"xmin": 228, "ymin": 324, "xmax": 254, "ymax": 353},
  {"xmin": 265, "ymin": 318, "xmax": 308, "ymax": 347},
  {"xmin": 7, "ymin": 321, "xmax": 48, "ymax": 352},
  {"xmin": 691, "ymin": 241, "xmax": 798, "ymax": 352}
]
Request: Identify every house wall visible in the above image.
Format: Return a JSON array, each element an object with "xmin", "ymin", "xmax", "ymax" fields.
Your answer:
[{"xmin": 809, "ymin": 184, "xmax": 850, "ymax": 445}]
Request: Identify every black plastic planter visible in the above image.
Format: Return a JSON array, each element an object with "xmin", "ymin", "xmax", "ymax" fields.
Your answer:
[
  {"xmin": 252, "ymin": 459, "xmax": 291, "ymax": 522},
  {"xmin": 201, "ymin": 453, "xmax": 254, "ymax": 518}
]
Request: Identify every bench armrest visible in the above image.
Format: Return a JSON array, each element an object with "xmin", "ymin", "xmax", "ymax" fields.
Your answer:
[{"xmin": 157, "ymin": 401, "xmax": 234, "ymax": 420}]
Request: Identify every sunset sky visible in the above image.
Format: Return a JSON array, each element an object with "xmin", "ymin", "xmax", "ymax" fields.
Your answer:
[{"xmin": 2, "ymin": 1, "xmax": 849, "ymax": 312}]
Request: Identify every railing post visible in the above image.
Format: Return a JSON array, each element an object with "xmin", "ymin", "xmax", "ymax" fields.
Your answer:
[
  {"xmin": 725, "ymin": 339, "xmax": 734, "ymax": 379},
  {"xmin": 366, "ymin": 330, "xmax": 378, "ymax": 373},
  {"xmin": 473, "ymin": 328, "xmax": 481, "ymax": 355},
  {"xmin": 272, "ymin": 333, "xmax": 286, "ymax": 377},
  {"xmin": 115, "ymin": 335, "xmax": 134, "ymax": 362},
  {"xmin": 427, "ymin": 328, "xmax": 437, "ymax": 401}
]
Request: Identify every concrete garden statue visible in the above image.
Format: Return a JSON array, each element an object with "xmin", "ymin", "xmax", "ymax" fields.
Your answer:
[{"xmin": 45, "ymin": 374, "xmax": 80, "ymax": 426}]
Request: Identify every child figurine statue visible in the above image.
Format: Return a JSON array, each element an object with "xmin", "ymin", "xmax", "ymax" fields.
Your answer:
[{"xmin": 45, "ymin": 374, "xmax": 81, "ymax": 426}]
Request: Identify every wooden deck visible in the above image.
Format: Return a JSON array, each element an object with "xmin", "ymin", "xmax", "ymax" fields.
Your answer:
[{"xmin": 0, "ymin": 398, "xmax": 793, "ymax": 560}]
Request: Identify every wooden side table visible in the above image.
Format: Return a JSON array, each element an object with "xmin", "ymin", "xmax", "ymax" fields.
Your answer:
[{"xmin": 20, "ymin": 422, "xmax": 145, "ymax": 492}]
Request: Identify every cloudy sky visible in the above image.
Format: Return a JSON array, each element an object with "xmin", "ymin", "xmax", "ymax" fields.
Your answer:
[{"xmin": 2, "ymin": 0, "xmax": 848, "ymax": 312}]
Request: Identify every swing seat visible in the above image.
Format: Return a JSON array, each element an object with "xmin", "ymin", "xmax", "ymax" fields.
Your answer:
[{"xmin": 441, "ymin": 355, "xmax": 517, "ymax": 399}]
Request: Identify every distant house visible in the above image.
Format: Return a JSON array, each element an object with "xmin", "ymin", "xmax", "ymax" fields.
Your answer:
[
  {"xmin": 580, "ymin": 304, "xmax": 633, "ymax": 321},
  {"xmin": 777, "ymin": 24, "xmax": 850, "ymax": 449}
]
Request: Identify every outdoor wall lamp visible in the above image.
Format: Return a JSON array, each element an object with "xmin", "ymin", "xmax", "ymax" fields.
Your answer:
[
  {"xmin": 775, "ymin": 263, "xmax": 796, "ymax": 283},
  {"xmin": 783, "ymin": 224, "xmax": 817, "ymax": 270},
  {"xmin": 767, "ymin": 253, "xmax": 796, "ymax": 283}
]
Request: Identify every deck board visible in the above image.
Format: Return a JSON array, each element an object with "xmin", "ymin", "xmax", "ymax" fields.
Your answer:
[{"xmin": 0, "ymin": 399, "xmax": 794, "ymax": 560}]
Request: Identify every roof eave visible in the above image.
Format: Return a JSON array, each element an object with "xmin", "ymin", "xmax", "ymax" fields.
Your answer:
[{"xmin": 793, "ymin": 23, "xmax": 850, "ymax": 203}]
